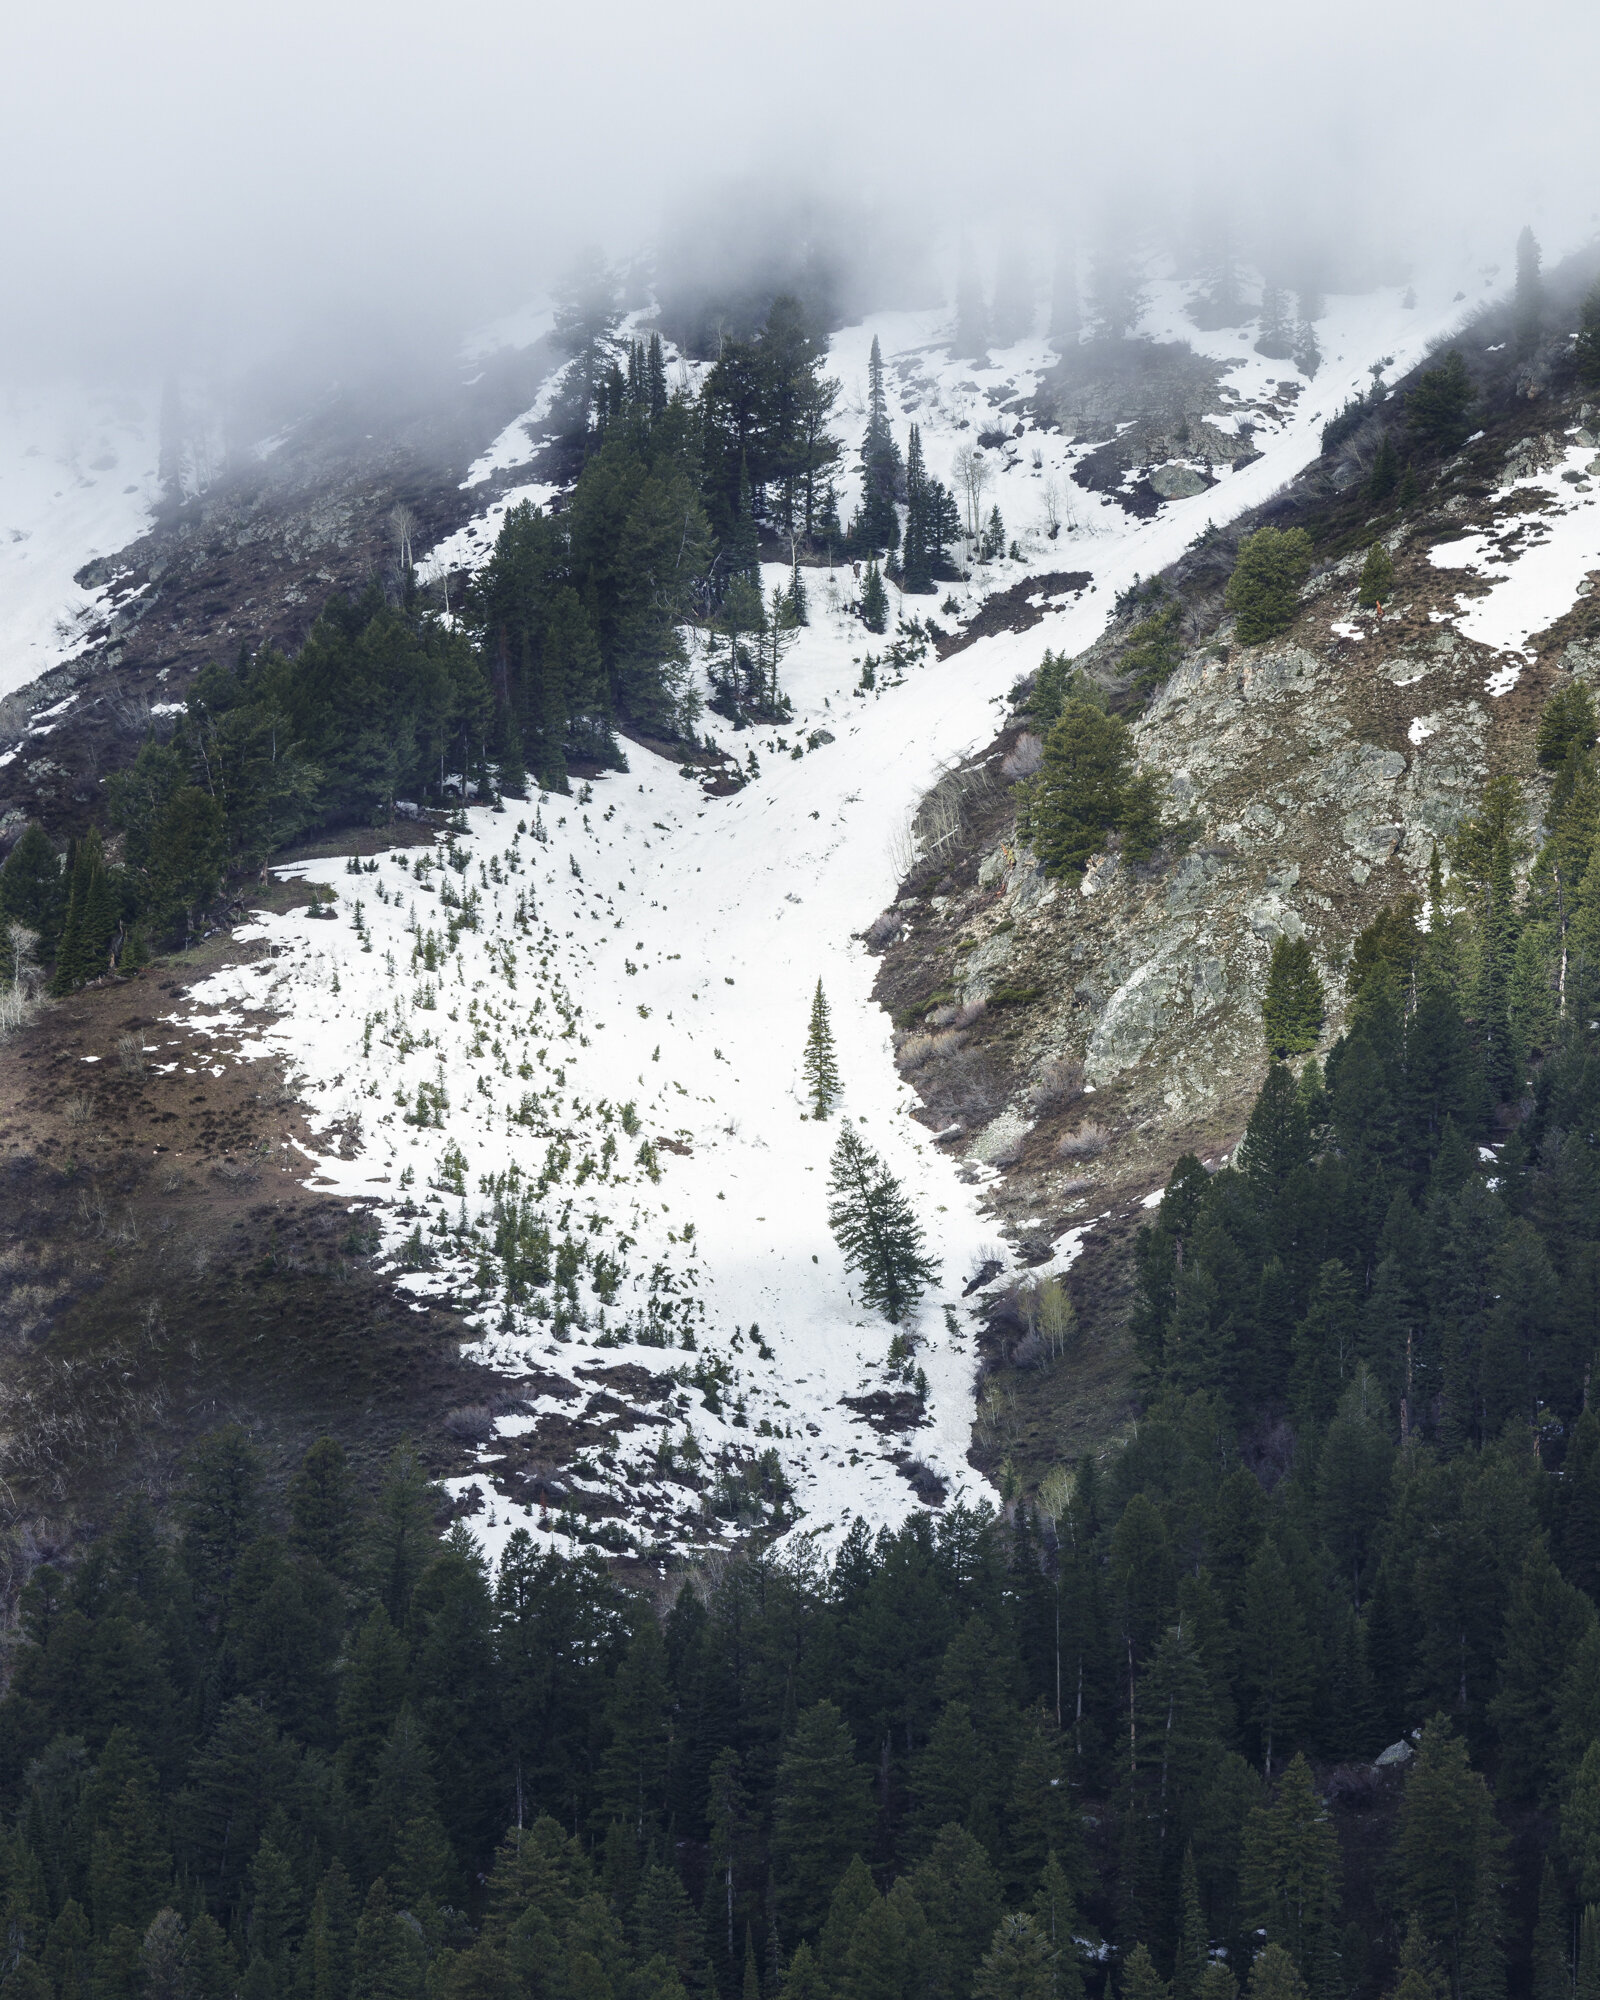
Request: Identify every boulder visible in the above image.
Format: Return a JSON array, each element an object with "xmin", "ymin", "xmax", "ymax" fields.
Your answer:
[{"xmin": 1150, "ymin": 462, "xmax": 1210, "ymax": 500}]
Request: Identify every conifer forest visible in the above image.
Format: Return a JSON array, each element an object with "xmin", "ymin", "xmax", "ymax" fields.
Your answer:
[{"xmin": 4, "ymin": 19, "xmax": 1600, "ymax": 2000}]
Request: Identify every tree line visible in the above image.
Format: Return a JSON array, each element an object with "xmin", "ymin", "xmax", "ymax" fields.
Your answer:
[{"xmin": 0, "ymin": 280, "xmax": 970, "ymax": 986}]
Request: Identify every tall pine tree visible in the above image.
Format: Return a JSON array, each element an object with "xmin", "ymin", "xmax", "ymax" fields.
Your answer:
[
  {"xmin": 802, "ymin": 980, "xmax": 841, "ymax": 1118},
  {"xmin": 827, "ymin": 1128, "xmax": 939, "ymax": 1324}
]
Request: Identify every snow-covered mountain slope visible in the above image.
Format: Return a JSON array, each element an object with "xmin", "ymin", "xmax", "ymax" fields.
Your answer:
[
  {"xmin": 1428, "ymin": 428, "xmax": 1600, "ymax": 689},
  {"xmin": 171, "ymin": 272, "xmax": 1484, "ymax": 1563},
  {"xmin": 0, "ymin": 383, "xmax": 161, "ymax": 702}
]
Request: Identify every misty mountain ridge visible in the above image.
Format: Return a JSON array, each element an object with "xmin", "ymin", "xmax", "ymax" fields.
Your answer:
[{"xmin": 1, "ymin": 226, "xmax": 1570, "ymax": 1558}]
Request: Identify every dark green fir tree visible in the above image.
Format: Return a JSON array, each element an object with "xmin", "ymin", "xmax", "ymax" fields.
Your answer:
[
  {"xmin": 1368, "ymin": 435, "xmax": 1399, "ymax": 503},
  {"xmin": 1358, "ymin": 543, "xmax": 1396, "ymax": 609},
  {"xmin": 856, "ymin": 338, "xmax": 903, "ymax": 555},
  {"xmin": 860, "ymin": 561, "xmax": 889, "ymax": 636},
  {"xmin": 1262, "ymin": 936, "xmax": 1325, "ymax": 1057},
  {"xmin": 1225, "ymin": 528, "xmax": 1313, "ymax": 645},
  {"xmin": 827, "ymin": 1127, "xmax": 939, "ymax": 1323},
  {"xmin": 802, "ymin": 979, "xmax": 841, "ymax": 1118}
]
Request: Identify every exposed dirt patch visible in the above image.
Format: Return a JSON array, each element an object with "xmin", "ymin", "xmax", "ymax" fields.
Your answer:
[
  {"xmin": 840, "ymin": 1389, "xmax": 930, "ymax": 1435},
  {"xmin": 938, "ymin": 573, "xmax": 1094, "ymax": 658},
  {"xmin": 0, "ymin": 955, "xmax": 514, "ymax": 1543}
]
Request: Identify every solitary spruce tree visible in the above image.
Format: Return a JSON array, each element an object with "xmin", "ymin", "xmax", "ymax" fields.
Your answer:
[
  {"xmin": 1367, "ymin": 436, "xmax": 1399, "ymax": 503},
  {"xmin": 860, "ymin": 561, "xmax": 889, "ymax": 635},
  {"xmin": 827, "ymin": 1127, "xmax": 939, "ymax": 1323},
  {"xmin": 1407, "ymin": 351, "xmax": 1474, "ymax": 451},
  {"xmin": 857, "ymin": 338, "xmax": 904, "ymax": 554},
  {"xmin": 972, "ymin": 1915, "xmax": 1056, "ymax": 2000},
  {"xmin": 1027, "ymin": 699, "xmax": 1135, "ymax": 878},
  {"xmin": 1358, "ymin": 542, "xmax": 1396, "ymax": 609},
  {"xmin": 802, "ymin": 980, "xmax": 841, "ymax": 1118},
  {"xmin": 1225, "ymin": 528, "xmax": 1313, "ymax": 645},
  {"xmin": 902, "ymin": 427, "xmax": 935, "ymax": 595},
  {"xmin": 1256, "ymin": 285, "xmax": 1294, "ymax": 359},
  {"xmin": 1262, "ymin": 935, "xmax": 1325, "ymax": 1057}
]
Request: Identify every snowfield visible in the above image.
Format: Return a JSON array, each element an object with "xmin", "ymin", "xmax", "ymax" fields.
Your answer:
[
  {"xmin": 158, "ymin": 268, "xmax": 1487, "ymax": 1564},
  {"xmin": 1427, "ymin": 431, "xmax": 1600, "ymax": 695},
  {"xmin": 0, "ymin": 383, "xmax": 161, "ymax": 703}
]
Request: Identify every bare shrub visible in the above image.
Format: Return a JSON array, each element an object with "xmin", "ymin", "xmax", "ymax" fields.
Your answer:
[
  {"xmin": 390, "ymin": 503, "xmax": 419, "ymax": 570},
  {"xmin": 1027, "ymin": 1057, "xmax": 1084, "ymax": 1116},
  {"xmin": 1027, "ymin": 1273, "xmax": 1077, "ymax": 1358},
  {"xmin": 1057, "ymin": 1122, "xmax": 1108, "ymax": 1159},
  {"xmin": 989, "ymin": 1131, "xmax": 1027, "ymax": 1168},
  {"xmin": 443, "ymin": 1403, "xmax": 498, "ymax": 1443},
  {"xmin": 0, "ymin": 985, "xmax": 40, "ymax": 1039},
  {"xmin": 214, "ymin": 1159, "xmax": 260, "ymax": 1187},
  {"xmin": 920, "ymin": 785, "xmax": 963, "ymax": 858},
  {"xmin": 898, "ymin": 1028, "xmax": 966, "ymax": 1073},
  {"xmin": 865, "ymin": 909, "xmax": 901, "ymax": 948},
  {"xmin": 954, "ymin": 999, "xmax": 988, "ymax": 1029},
  {"xmin": 63, "ymin": 1094, "xmax": 93, "ymax": 1127},
  {"xmin": 256, "ymin": 1059, "xmax": 299, "ymax": 1107},
  {"xmin": 1059, "ymin": 1175, "xmax": 1095, "ymax": 1195},
  {"xmin": 157, "ymin": 1165, "xmax": 185, "ymax": 1194},
  {"xmin": 969, "ymin": 1243, "xmax": 1007, "ymax": 1286},
  {"xmin": 5, "ymin": 920, "xmax": 41, "ymax": 992},
  {"xmin": 914, "ymin": 760, "xmax": 995, "ymax": 865},
  {"xmin": 75, "ymin": 1187, "xmax": 108, "ymax": 1237},
  {"xmin": 1001, "ymin": 732, "xmax": 1044, "ymax": 780},
  {"xmin": 115, "ymin": 1032, "xmax": 146, "ymax": 1077},
  {"xmin": 933, "ymin": 1048, "xmax": 1005, "ymax": 1124},
  {"xmin": 887, "ymin": 811, "xmax": 919, "ymax": 883},
  {"xmin": 927, "ymin": 1004, "xmax": 961, "ymax": 1028},
  {"xmin": 974, "ymin": 1376, "xmax": 1016, "ymax": 1450},
  {"xmin": 106, "ymin": 687, "xmax": 153, "ymax": 736}
]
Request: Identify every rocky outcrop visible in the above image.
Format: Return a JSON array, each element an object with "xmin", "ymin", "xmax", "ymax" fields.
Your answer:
[{"xmin": 874, "ymin": 359, "xmax": 1600, "ymax": 1472}]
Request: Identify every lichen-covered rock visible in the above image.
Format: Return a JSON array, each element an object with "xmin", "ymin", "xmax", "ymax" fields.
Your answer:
[{"xmin": 1150, "ymin": 463, "xmax": 1210, "ymax": 499}]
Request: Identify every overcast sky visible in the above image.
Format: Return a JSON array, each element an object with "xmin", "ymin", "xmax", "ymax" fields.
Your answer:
[{"xmin": 2, "ymin": 0, "xmax": 1594, "ymax": 376}]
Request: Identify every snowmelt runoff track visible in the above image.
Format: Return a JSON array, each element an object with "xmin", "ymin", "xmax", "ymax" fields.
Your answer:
[{"xmin": 166, "ymin": 276, "xmax": 1471, "ymax": 1565}]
